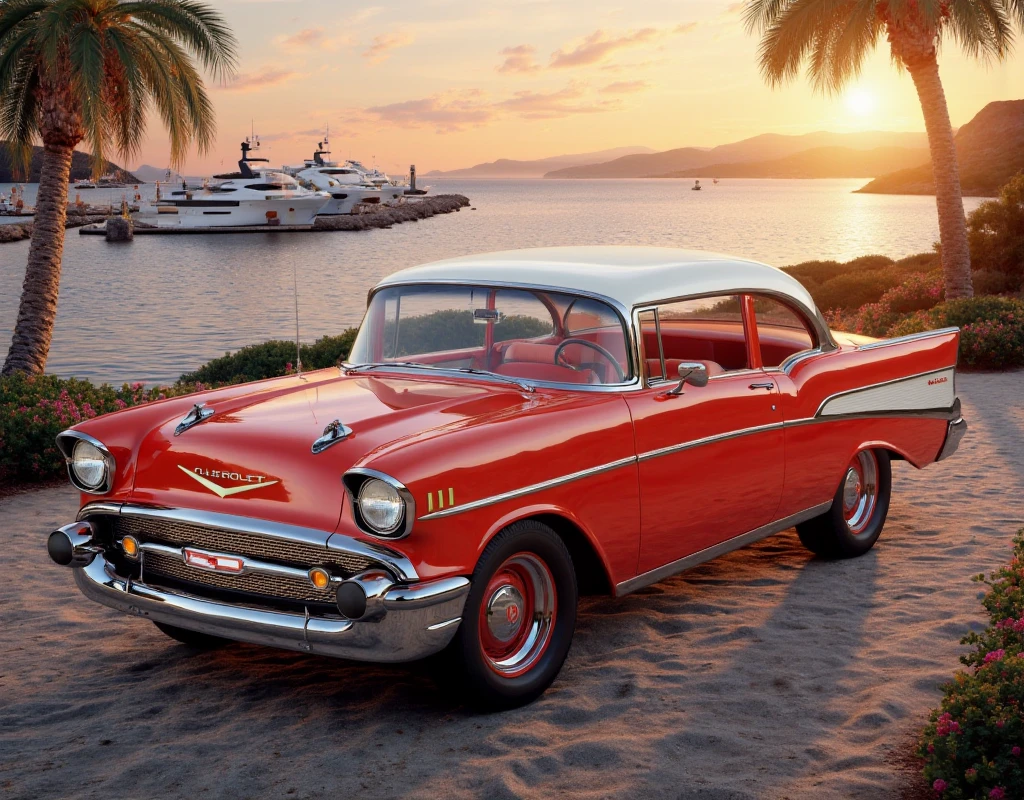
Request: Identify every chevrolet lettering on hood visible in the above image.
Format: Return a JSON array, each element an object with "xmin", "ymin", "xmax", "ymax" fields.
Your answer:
[{"xmin": 177, "ymin": 464, "xmax": 279, "ymax": 498}]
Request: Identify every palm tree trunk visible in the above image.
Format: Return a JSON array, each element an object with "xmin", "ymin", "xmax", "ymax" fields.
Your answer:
[
  {"xmin": 1, "ymin": 143, "xmax": 73, "ymax": 376},
  {"xmin": 905, "ymin": 54, "xmax": 973, "ymax": 299}
]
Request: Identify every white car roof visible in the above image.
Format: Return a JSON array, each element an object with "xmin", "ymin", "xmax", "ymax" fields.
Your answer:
[{"xmin": 378, "ymin": 246, "xmax": 822, "ymax": 319}]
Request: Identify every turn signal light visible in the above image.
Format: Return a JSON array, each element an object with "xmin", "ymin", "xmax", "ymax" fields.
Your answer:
[
  {"xmin": 308, "ymin": 567, "xmax": 331, "ymax": 590},
  {"xmin": 121, "ymin": 536, "xmax": 140, "ymax": 560}
]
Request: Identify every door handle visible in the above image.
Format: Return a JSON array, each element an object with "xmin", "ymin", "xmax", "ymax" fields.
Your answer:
[{"xmin": 748, "ymin": 381, "xmax": 774, "ymax": 390}]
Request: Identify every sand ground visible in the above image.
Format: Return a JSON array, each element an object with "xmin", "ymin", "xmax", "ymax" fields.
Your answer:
[{"xmin": 2, "ymin": 372, "xmax": 1022, "ymax": 800}]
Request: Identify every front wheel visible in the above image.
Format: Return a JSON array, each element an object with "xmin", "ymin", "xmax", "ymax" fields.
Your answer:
[
  {"xmin": 797, "ymin": 448, "xmax": 892, "ymax": 559},
  {"xmin": 443, "ymin": 520, "xmax": 577, "ymax": 710}
]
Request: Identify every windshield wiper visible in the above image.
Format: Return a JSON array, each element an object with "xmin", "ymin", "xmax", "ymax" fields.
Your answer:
[{"xmin": 340, "ymin": 362, "xmax": 534, "ymax": 393}]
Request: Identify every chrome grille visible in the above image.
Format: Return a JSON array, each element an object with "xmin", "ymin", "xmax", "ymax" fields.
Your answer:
[
  {"xmin": 107, "ymin": 515, "xmax": 372, "ymax": 575},
  {"xmin": 141, "ymin": 550, "xmax": 334, "ymax": 603}
]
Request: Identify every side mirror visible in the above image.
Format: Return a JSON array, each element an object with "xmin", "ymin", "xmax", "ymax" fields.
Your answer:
[{"xmin": 666, "ymin": 361, "xmax": 709, "ymax": 396}]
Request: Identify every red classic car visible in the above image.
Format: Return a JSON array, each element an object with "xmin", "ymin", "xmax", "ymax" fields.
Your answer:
[{"xmin": 49, "ymin": 247, "xmax": 966, "ymax": 708}]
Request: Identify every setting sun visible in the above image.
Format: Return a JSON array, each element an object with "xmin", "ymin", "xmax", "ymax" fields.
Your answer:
[{"xmin": 844, "ymin": 87, "xmax": 878, "ymax": 118}]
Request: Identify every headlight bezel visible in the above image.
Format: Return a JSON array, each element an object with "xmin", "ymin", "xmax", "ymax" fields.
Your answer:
[
  {"xmin": 342, "ymin": 469, "xmax": 415, "ymax": 539},
  {"xmin": 55, "ymin": 431, "xmax": 116, "ymax": 494}
]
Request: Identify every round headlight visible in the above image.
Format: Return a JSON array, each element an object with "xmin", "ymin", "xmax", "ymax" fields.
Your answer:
[
  {"xmin": 357, "ymin": 478, "xmax": 404, "ymax": 534},
  {"xmin": 70, "ymin": 439, "xmax": 108, "ymax": 490}
]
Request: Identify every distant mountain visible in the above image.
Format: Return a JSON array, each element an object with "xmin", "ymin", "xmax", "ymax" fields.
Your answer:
[
  {"xmin": 857, "ymin": 100, "xmax": 1024, "ymax": 197},
  {"xmin": 544, "ymin": 131, "xmax": 931, "ymax": 179},
  {"xmin": 0, "ymin": 143, "xmax": 137, "ymax": 183},
  {"xmin": 425, "ymin": 146, "xmax": 655, "ymax": 178},
  {"xmin": 655, "ymin": 146, "xmax": 929, "ymax": 179}
]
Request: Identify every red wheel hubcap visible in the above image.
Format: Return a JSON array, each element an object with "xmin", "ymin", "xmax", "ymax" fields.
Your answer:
[{"xmin": 478, "ymin": 552, "xmax": 557, "ymax": 678}]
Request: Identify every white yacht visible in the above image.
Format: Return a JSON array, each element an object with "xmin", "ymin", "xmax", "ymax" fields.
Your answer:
[
  {"xmin": 135, "ymin": 139, "xmax": 329, "ymax": 229},
  {"xmin": 285, "ymin": 140, "xmax": 384, "ymax": 215}
]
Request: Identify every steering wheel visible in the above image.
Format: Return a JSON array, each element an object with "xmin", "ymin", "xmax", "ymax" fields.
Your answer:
[{"xmin": 553, "ymin": 338, "xmax": 626, "ymax": 383}]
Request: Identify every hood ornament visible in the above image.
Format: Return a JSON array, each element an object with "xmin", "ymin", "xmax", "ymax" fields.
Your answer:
[
  {"xmin": 312, "ymin": 419, "xmax": 352, "ymax": 454},
  {"xmin": 175, "ymin": 403, "xmax": 214, "ymax": 436}
]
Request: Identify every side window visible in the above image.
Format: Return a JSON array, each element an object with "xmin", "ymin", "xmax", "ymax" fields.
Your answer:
[
  {"xmin": 645, "ymin": 295, "xmax": 749, "ymax": 380},
  {"xmin": 752, "ymin": 296, "xmax": 815, "ymax": 368}
]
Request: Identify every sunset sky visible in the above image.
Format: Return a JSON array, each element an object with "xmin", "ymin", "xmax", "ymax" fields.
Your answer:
[{"xmin": 138, "ymin": 0, "xmax": 1024, "ymax": 175}]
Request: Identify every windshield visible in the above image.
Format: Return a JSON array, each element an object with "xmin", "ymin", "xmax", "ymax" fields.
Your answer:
[{"xmin": 347, "ymin": 284, "xmax": 632, "ymax": 386}]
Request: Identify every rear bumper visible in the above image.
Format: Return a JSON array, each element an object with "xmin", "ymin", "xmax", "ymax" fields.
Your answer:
[
  {"xmin": 74, "ymin": 553, "xmax": 470, "ymax": 662},
  {"xmin": 936, "ymin": 414, "xmax": 968, "ymax": 462}
]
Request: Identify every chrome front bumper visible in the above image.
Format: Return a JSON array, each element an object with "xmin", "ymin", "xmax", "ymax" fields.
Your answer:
[{"xmin": 74, "ymin": 553, "xmax": 470, "ymax": 662}]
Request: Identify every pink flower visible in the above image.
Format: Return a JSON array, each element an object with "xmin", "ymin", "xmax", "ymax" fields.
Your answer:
[
  {"xmin": 965, "ymin": 768, "xmax": 977, "ymax": 781},
  {"xmin": 984, "ymin": 649, "xmax": 1006, "ymax": 664},
  {"xmin": 1013, "ymin": 747, "xmax": 1021, "ymax": 757},
  {"xmin": 989, "ymin": 788, "xmax": 1005, "ymax": 799},
  {"xmin": 933, "ymin": 779, "xmax": 947, "ymax": 793}
]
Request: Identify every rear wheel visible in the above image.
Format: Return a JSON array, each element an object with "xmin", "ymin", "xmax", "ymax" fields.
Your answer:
[
  {"xmin": 797, "ymin": 449, "xmax": 891, "ymax": 559},
  {"xmin": 153, "ymin": 621, "xmax": 229, "ymax": 650},
  {"xmin": 444, "ymin": 520, "xmax": 577, "ymax": 710}
]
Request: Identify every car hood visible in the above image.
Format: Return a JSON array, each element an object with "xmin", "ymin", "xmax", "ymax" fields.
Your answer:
[{"xmin": 129, "ymin": 372, "xmax": 533, "ymax": 534}]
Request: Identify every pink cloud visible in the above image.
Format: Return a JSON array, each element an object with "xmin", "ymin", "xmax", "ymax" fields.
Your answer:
[
  {"xmin": 498, "ymin": 44, "xmax": 541, "ymax": 74},
  {"xmin": 549, "ymin": 28, "xmax": 661, "ymax": 68},
  {"xmin": 600, "ymin": 80, "xmax": 650, "ymax": 94},
  {"xmin": 363, "ymin": 32, "xmax": 414, "ymax": 64},
  {"xmin": 219, "ymin": 68, "xmax": 301, "ymax": 93}
]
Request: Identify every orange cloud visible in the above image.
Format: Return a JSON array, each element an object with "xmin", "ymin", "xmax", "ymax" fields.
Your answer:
[
  {"xmin": 363, "ymin": 32, "xmax": 414, "ymax": 64},
  {"xmin": 219, "ymin": 68, "xmax": 301, "ymax": 93},
  {"xmin": 549, "ymin": 28, "xmax": 659, "ymax": 68},
  {"xmin": 497, "ymin": 84, "xmax": 620, "ymax": 119},
  {"xmin": 600, "ymin": 80, "xmax": 650, "ymax": 94},
  {"xmin": 277, "ymin": 27, "xmax": 351, "ymax": 52},
  {"xmin": 497, "ymin": 44, "xmax": 541, "ymax": 74}
]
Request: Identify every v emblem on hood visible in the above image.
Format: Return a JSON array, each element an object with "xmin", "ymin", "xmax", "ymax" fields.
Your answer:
[{"xmin": 177, "ymin": 465, "xmax": 279, "ymax": 498}]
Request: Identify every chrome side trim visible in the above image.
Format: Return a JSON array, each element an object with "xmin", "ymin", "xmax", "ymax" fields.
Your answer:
[
  {"xmin": 418, "ymin": 455, "xmax": 638, "ymax": 521},
  {"xmin": 614, "ymin": 501, "xmax": 832, "ymax": 596},
  {"xmin": 342, "ymin": 468, "xmax": 417, "ymax": 539},
  {"xmin": 637, "ymin": 421, "xmax": 783, "ymax": 463},
  {"xmin": 56, "ymin": 430, "xmax": 116, "ymax": 494},
  {"xmin": 77, "ymin": 502, "xmax": 419, "ymax": 583},
  {"xmin": 856, "ymin": 326, "xmax": 960, "ymax": 351},
  {"xmin": 937, "ymin": 416, "xmax": 968, "ymax": 461}
]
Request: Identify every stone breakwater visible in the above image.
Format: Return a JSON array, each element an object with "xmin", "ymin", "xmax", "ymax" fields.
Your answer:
[
  {"xmin": 0, "ymin": 212, "xmax": 106, "ymax": 244},
  {"xmin": 311, "ymin": 194, "xmax": 470, "ymax": 231}
]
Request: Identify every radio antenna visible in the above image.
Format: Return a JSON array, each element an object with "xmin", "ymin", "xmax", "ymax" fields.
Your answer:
[{"xmin": 292, "ymin": 260, "xmax": 302, "ymax": 376}]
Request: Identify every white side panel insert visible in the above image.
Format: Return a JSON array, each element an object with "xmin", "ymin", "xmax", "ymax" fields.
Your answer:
[{"xmin": 819, "ymin": 369, "xmax": 955, "ymax": 416}]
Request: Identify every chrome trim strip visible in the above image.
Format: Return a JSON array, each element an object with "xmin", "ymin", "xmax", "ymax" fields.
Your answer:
[
  {"xmin": 77, "ymin": 502, "xmax": 419, "ymax": 583},
  {"xmin": 56, "ymin": 430, "xmax": 116, "ymax": 494},
  {"xmin": 812, "ymin": 367, "xmax": 953, "ymax": 417},
  {"xmin": 856, "ymin": 326, "xmax": 960, "ymax": 351},
  {"xmin": 342, "ymin": 468, "xmax": 417, "ymax": 539},
  {"xmin": 418, "ymin": 455, "xmax": 638, "ymax": 520},
  {"xmin": 937, "ymin": 416, "xmax": 968, "ymax": 462},
  {"xmin": 137, "ymin": 541, "xmax": 318, "ymax": 583},
  {"xmin": 637, "ymin": 421, "xmax": 783, "ymax": 462},
  {"xmin": 614, "ymin": 501, "xmax": 832, "ymax": 596}
]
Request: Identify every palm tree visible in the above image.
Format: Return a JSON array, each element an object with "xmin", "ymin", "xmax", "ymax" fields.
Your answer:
[
  {"xmin": 0, "ymin": 0, "xmax": 236, "ymax": 375},
  {"xmin": 744, "ymin": 0, "xmax": 1024, "ymax": 300}
]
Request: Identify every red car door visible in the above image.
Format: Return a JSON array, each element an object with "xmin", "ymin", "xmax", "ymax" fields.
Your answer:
[{"xmin": 625, "ymin": 296, "xmax": 785, "ymax": 575}]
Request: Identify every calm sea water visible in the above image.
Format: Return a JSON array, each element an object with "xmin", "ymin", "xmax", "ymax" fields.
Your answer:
[{"xmin": 0, "ymin": 178, "xmax": 983, "ymax": 385}]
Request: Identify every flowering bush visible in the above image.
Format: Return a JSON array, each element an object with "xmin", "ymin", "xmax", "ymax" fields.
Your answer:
[
  {"xmin": 0, "ymin": 374, "xmax": 200, "ymax": 486},
  {"xmin": 848, "ymin": 272, "xmax": 945, "ymax": 337},
  {"xmin": 888, "ymin": 297, "xmax": 1024, "ymax": 370},
  {"xmin": 919, "ymin": 529, "xmax": 1024, "ymax": 799}
]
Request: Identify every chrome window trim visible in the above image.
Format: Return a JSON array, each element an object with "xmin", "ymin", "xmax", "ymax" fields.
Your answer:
[
  {"xmin": 77, "ymin": 501, "xmax": 419, "ymax": 582},
  {"xmin": 614, "ymin": 501, "xmax": 833, "ymax": 596},
  {"xmin": 855, "ymin": 326, "xmax": 960, "ymax": 351},
  {"xmin": 360, "ymin": 280, "xmax": 641, "ymax": 393},
  {"xmin": 418, "ymin": 455, "xmax": 638, "ymax": 521},
  {"xmin": 56, "ymin": 430, "xmax": 116, "ymax": 494},
  {"xmin": 342, "ymin": 468, "xmax": 417, "ymax": 540}
]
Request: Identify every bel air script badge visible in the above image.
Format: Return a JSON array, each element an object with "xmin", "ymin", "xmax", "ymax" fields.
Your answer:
[{"xmin": 176, "ymin": 464, "xmax": 279, "ymax": 498}]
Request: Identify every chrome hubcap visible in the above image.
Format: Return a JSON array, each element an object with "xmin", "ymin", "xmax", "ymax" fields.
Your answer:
[
  {"xmin": 843, "ymin": 451, "xmax": 878, "ymax": 535},
  {"xmin": 486, "ymin": 584, "xmax": 525, "ymax": 642}
]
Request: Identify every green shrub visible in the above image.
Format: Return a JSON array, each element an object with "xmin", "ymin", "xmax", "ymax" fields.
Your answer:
[
  {"xmin": 844, "ymin": 272, "xmax": 943, "ymax": 336},
  {"xmin": 811, "ymin": 269, "xmax": 905, "ymax": 313},
  {"xmin": 972, "ymin": 270, "xmax": 1018, "ymax": 297},
  {"xmin": 888, "ymin": 297, "xmax": 1024, "ymax": 370},
  {"xmin": 0, "ymin": 374, "xmax": 196, "ymax": 486},
  {"xmin": 968, "ymin": 172, "xmax": 1024, "ymax": 289},
  {"xmin": 895, "ymin": 251, "xmax": 942, "ymax": 272},
  {"xmin": 919, "ymin": 529, "xmax": 1024, "ymax": 800},
  {"xmin": 179, "ymin": 331, "xmax": 357, "ymax": 385},
  {"xmin": 784, "ymin": 255, "xmax": 895, "ymax": 290}
]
